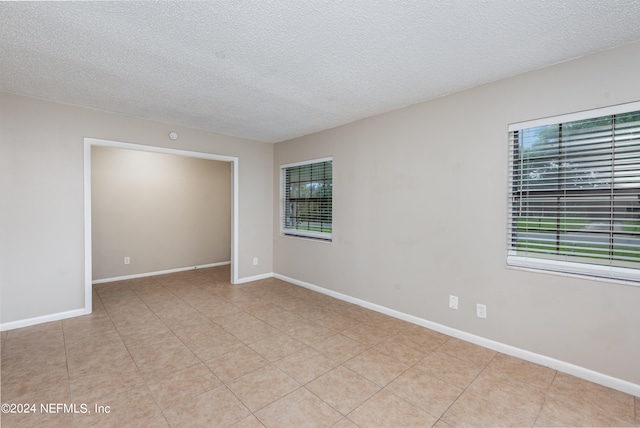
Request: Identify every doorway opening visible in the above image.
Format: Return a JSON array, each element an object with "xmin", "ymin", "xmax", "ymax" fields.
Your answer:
[{"xmin": 83, "ymin": 138, "xmax": 239, "ymax": 314}]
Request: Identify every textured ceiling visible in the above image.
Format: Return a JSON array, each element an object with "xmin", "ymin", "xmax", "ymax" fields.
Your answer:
[{"xmin": 1, "ymin": 1, "xmax": 640, "ymax": 143}]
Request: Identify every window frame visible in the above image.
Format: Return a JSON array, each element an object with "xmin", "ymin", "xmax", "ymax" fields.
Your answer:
[
  {"xmin": 280, "ymin": 157, "xmax": 333, "ymax": 242},
  {"xmin": 507, "ymin": 101, "xmax": 640, "ymax": 284}
]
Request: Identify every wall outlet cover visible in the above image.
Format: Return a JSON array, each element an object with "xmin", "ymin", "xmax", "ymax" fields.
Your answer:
[
  {"xmin": 449, "ymin": 295, "xmax": 458, "ymax": 310},
  {"xmin": 477, "ymin": 303, "xmax": 487, "ymax": 319}
]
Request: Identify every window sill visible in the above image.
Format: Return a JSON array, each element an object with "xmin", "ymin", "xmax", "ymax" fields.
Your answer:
[
  {"xmin": 507, "ymin": 253, "xmax": 640, "ymax": 286},
  {"xmin": 281, "ymin": 232, "xmax": 332, "ymax": 243}
]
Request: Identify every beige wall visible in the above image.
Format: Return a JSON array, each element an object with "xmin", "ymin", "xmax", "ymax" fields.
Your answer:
[
  {"xmin": 1, "ymin": 41, "xmax": 638, "ymax": 388},
  {"xmin": 0, "ymin": 93, "xmax": 273, "ymax": 325},
  {"xmin": 273, "ymin": 41, "xmax": 640, "ymax": 385},
  {"xmin": 91, "ymin": 146, "xmax": 231, "ymax": 280}
]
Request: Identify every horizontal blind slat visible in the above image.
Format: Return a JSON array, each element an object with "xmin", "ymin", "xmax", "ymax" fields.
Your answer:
[{"xmin": 508, "ymin": 108, "xmax": 640, "ymax": 281}]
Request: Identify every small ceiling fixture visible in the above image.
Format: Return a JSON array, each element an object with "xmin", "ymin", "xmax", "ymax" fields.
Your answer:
[{"xmin": 168, "ymin": 131, "xmax": 178, "ymax": 140}]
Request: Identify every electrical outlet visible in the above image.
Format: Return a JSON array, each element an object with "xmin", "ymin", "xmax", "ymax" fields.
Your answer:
[
  {"xmin": 477, "ymin": 303, "xmax": 487, "ymax": 319},
  {"xmin": 449, "ymin": 295, "xmax": 458, "ymax": 310},
  {"xmin": 124, "ymin": 256, "xmax": 130, "ymax": 265},
  {"xmin": 252, "ymin": 257, "xmax": 258, "ymax": 266}
]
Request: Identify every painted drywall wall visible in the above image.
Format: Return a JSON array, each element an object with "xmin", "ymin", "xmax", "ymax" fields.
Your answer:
[
  {"xmin": 91, "ymin": 146, "xmax": 231, "ymax": 280},
  {"xmin": 0, "ymin": 93, "xmax": 273, "ymax": 325},
  {"xmin": 273, "ymin": 41, "xmax": 640, "ymax": 385}
]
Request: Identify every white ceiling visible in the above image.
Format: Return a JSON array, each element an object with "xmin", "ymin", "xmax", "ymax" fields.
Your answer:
[{"xmin": 2, "ymin": 1, "xmax": 640, "ymax": 143}]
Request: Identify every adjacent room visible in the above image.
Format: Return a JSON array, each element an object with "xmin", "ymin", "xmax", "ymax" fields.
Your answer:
[
  {"xmin": 91, "ymin": 145, "xmax": 232, "ymax": 282},
  {"xmin": 1, "ymin": 1, "xmax": 639, "ymax": 427}
]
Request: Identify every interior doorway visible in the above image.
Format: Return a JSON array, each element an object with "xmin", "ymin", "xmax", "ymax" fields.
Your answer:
[{"xmin": 83, "ymin": 137, "xmax": 239, "ymax": 314}]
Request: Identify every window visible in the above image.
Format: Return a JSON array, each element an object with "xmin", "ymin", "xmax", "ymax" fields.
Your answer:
[
  {"xmin": 508, "ymin": 102, "xmax": 640, "ymax": 282},
  {"xmin": 281, "ymin": 158, "xmax": 332, "ymax": 241}
]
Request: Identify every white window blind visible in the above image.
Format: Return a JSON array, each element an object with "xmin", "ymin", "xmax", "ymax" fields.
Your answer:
[
  {"xmin": 281, "ymin": 158, "xmax": 332, "ymax": 241},
  {"xmin": 508, "ymin": 103, "xmax": 640, "ymax": 282}
]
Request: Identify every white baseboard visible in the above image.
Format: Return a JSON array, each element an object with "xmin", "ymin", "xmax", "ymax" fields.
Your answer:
[
  {"xmin": 273, "ymin": 273, "xmax": 640, "ymax": 397},
  {"xmin": 0, "ymin": 308, "xmax": 87, "ymax": 332},
  {"xmin": 235, "ymin": 272, "xmax": 274, "ymax": 284},
  {"xmin": 92, "ymin": 261, "xmax": 231, "ymax": 284}
]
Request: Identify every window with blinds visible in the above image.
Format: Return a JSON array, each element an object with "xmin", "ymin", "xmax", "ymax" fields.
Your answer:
[
  {"xmin": 508, "ymin": 102, "xmax": 640, "ymax": 282},
  {"xmin": 281, "ymin": 158, "xmax": 332, "ymax": 241}
]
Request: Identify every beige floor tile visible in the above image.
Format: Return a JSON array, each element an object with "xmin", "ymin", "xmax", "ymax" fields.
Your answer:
[
  {"xmin": 442, "ymin": 388, "xmax": 539, "ymax": 427},
  {"xmin": 195, "ymin": 301, "xmax": 242, "ymax": 319},
  {"xmin": 274, "ymin": 347, "xmax": 338, "ymax": 384},
  {"xmin": 69, "ymin": 360, "xmax": 145, "ymax": 404},
  {"xmin": 136, "ymin": 346, "xmax": 202, "ymax": 382},
  {"xmin": 212, "ymin": 311, "xmax": 263, "ymax": 331},
  {"xmin": 124, "ymin": 332, "xmax": 201, "ymax": 381},
  {"xmin": 154, "ymin": 308, "xmax": 211, "ymax": 330},
  {"xmin": 181, "ymin": 330, "xmax": 244, "ymax": 361},
  {"xmin": 546, "ymin": 372, "xmax": 636, "ymax": 424},
  {"xmin": 147, "ymin": 363, "xmax": 221, "ymax": 410},
  {"xmin": 94, "ymin": 280, "xmax": 132, "ymax": 295},
  {"xmin": 1, "ymin": 340, "xmax": 67, "ymax": 368},
  {"xmin": 287, "ymin": 321, "xmax": 336, "ymax": 345},
  {"xmin": 120, "ymin": 276, "xmax": 159, "ymax": 289},
  {"xmin": 312, "ymin": 333, "xmax": 368, "ymax": 364},
  {"xmin": 257, "ymin": 310, "xmax": 309, "ymax": 332},
  {"xmin": 466, "ymin": 369, "xmax": 546, "ymax": 405},
  {"xmin": 306, "ymin": 366, "xmax": 381, "ymax": 415},
  {"xmin": 146, "ymin": 297, "xmax": 198, "ymax": 313},
  {"xmin": 437, "ymin": 337, "xmax": 497, "ymax": 368},
  {"xmin": 65, "ymin": 330, "xmax": 127, "ymax": 360},
  {"xmin": 2, "ymin": 361, "xmax": 70, "ymax": 401},
  {"xmin": 227, "ymin": 364, "xmax": 300, "ymax": 412},
  {"xmin": 205, "ymin": 345, "xmax": 269, "ymax": 382},
  {"xmin": 110, "ymin": 311, "xmax": 170, "ymax": 338},
  {"xmin": 233, "ymin": 322, "xmax": 282, "ymax": 345},
  {"xmin": 296, "ymin": 305, "xmax": 336, "ymax": 322},
  {"xmin": 73, "ymin": 385, "xmax": 165, "ymax": 428},
  {"xmin": 3, "ymin": 327, "xmax": 65, "ymax": 346},
  {"xmin": 4, "ymin": 321, "xmax": 63, "ymax": 344},
  {"xmin": 398, "ymin": 325, "xmax": 449, "ymax": 351},
  {"xmin": 534, "ymin": 395, "xmax": 634, "ymax": 427},
  {"xmin": 62, "ymin": 313, "xmax": 117, "ymax": 341},
  {"xmin": 4, "ymin": 381, "xmax": 71, "ymax": 412},
  {"xmin": 441, "ymin": 370, "xmax": 545, "ymax": 427},
  {"xmin": 373, "ymin": 337, "xmax": 431, "ymax": 366},
  {"xmin": 414, "ymin": 351, "xmax": 483, "ymax": 389},
  {"xmin": 386, "ymin": 366, "xmax": 463, "ymax": 418},
  {"xmin": 348, "ymin": 389, "xmax": 438, "ymax": 428},
  {"xmin": 128, "ymin": 281, "xmax": 166, "ymax": 296},
  {"xmin": 342, "ymin": 323, "xmax": 390, "ymax": 346},
  {"xmin": 163, "ymin": 385, "xmax": 251, "ymax": 427},
  {"xmin": 3, "ymin": 332, "xmax": 65, "ymax": 364},
  {"xmin": 172, "ymin": 321, "xmax": 226, "ymax": 342},
  {"xmin": 343, "ymin": 348, "xmax": 409, "ymax": 386},
  {"xmin": 120, "ymin": 328, "xmax": 176, "ymax": 349},
  {"xmin": 215, "ymin": 311, "xmax": 282, "ymax": 344},
  {"xmin": 432, "ymin": 419, "xmax": 454, "ymax": 427},
  {"xmin": 0, "ymin": 409, "xmax": 73, "ymax": 428},
  {"xmin": 66, "ymin": 349, "xmax": 134, "ymax": 380},
  {"xmin": 101, "ymin": 297, "xmax": 149, "ymax": 314},
  {"xmin": 374, "ymin": 316, "xmax": 417, "ymax": 335},
  {"xmin": 3, "ymin": 267, "xmax": 637, "ymax": 428},
  {"xmin": 314, "ymin": 312, "xmax": 362, "ymax": 332},
  {"xmin": 485, "ymin": 353, "xmax": 556, "ymax": 390},
  {"xmin": 255, "ymin": 387, "xmax": 342, "ymax": 427},
  {"xmin": 332, "ymin": 418, "xmax": 360, "ymax": 428},
  {"xmin": 230, "ymin": 414, "xmax": 266, "ymax": 427},
  {"xmin": 249, "ymin": 333, "xmax": 306, "ymax": 362}
]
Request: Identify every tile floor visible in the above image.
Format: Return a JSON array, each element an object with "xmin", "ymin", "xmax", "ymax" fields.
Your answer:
[{"xmin": 1, "ymin": 265, "xmax": 638, "ymax": 427}]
